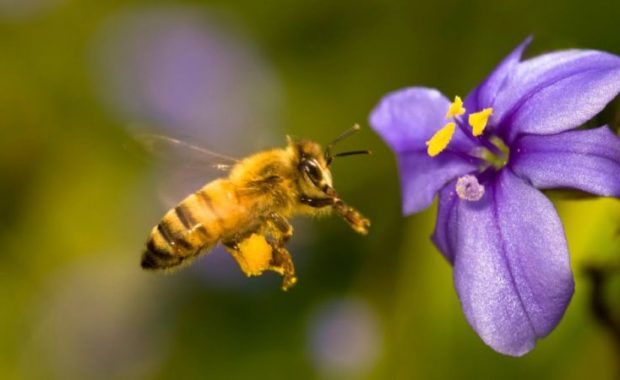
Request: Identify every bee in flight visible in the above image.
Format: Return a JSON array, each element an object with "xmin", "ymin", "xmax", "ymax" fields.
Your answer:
[{"xmin": 140, "ymin": 125, "xmax": 371, "ymax": 290}]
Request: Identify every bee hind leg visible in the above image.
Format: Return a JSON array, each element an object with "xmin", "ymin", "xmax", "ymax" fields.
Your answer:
[
  {"xmin": 223, "ymin": 236, "xmax": 273, "ymax": 278},
  {"xmin": 222, "ymin": 213, "xmax": 297, "ymax": 290},
  {"xmin": 223, "ymin": 232, "xmax": 297, "ymax": 290},
  {"xmin": 268, "ymin": 244, "xmax": 297, "ymax": 291},
  {"xmin": 264, "ymin": 213, "xmax": 296, "ymax": 290}
]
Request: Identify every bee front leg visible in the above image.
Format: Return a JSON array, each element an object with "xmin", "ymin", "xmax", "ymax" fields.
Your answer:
[
  {"xmin": 332, "ymin": 199, "xmax": 370, "ymax": 235},
  {"xmin": 300, "ymin": 196, "xmax": 370, "ymax": 235},
  {"xmin": 299, "ymin": 196, "xmax": 334, "ymax": 208}
]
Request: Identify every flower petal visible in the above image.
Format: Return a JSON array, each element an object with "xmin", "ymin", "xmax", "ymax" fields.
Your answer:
[
  {"xmin": 453, "ymin": 170, "xmax": 574, "ymax": 356},
  {"xmin": 493, "ymin": 49, "xmax": 620, "ymax": 141},
  {"xmin": 465, "ymin": 36, "xmax": 532, "ymax": 111},
  {"xmin": 431, "ymin": 181, "xmax": 459, "ymax": 264},
  {"xmin": 369, "ymin": 87, "xmax": 474, "ymax": 153},
  {"xmin": 370, "ymin": 87, "xmax": 477, "ymax": 213},
  {"xmin": 397, "ymin": 152, "xmax": 475, "ymax": 214},
  {"xmin": 511, "ymin": 126, "xmax": 620, "ymax": 197}
]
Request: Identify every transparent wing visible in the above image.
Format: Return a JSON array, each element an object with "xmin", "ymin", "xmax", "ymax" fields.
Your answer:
[
  {"xmin": 132, "ymin": 133, "xmax": 239, "ymax": 170},
  {"xmin": 127, "ymin": 133, "xmax": 241, "ymax": 209}
]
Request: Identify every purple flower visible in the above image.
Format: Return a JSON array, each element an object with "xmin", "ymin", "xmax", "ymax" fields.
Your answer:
[{"xmin": 369, "ymin": 37, "xmax": 620, "ymax": 356}]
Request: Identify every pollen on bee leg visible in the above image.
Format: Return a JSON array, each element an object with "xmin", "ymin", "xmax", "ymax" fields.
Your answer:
[
  {"xmin": 426, "ymin": 122, "xmax": 455, "ymax": 157},
  {"xmin": 455, "ymin": 175, "xmax": 485, "ymax": 201},
  {"xmin": 445, "ymin": 96, "xmax": 466, "ymax": 118},
  {"xmin": 468, "ymin": 108, "xmax": 493, "ymax": 136},
  {"xmin": 236, "ymin": 234, "xmax": 273, "ymax": 276}
]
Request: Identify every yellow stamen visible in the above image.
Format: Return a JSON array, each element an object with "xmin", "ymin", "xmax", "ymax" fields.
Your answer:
[
  {"xmin": 426, "ymin": 122, "xmax": 455, "ymax": 157},
  {"xmin": 468, "ymin": 108, "xmax": 493, "ymax": 136},
  {"xmin": 445, "ymin": 96, "xmax": 465, "ymax": 118}
]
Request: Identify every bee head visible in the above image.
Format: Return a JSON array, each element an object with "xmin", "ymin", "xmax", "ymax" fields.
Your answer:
[
  {"xmin": 290, "ymin": 139, "xmax": 334, "ymax": 196},
  {"xmin": 288, "ymin": 125, "xmax": 370, "ymax": 198}
]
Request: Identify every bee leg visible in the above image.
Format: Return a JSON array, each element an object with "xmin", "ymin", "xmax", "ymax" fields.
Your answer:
[
  {"xmin": 223, "ymin": 235, "xmax": 273, "ymax": 277},
  {"xmin": 268, "ymin": 243, "xmax": 297, "ymax": 291},
  {"xmin": 331, "ymin": 199, "xmax": 371, "ymax": 235},
  {"xmin": 299, "ymin": 196, "xmax": 334, "ymax": 208},
  {"xmin": 223, "ymin": 233, "xmax": 297, "ymax": 291},
  {"xmin": 266, "ymin": 212, "xmax": 293, "ymax": 243},
  {"xmin": 222, "ymin": 240, "xmax": 252, "ymax": 275},
  {"xmin": 264, "ymin": 213, "xmax": 297, "ymax": 290},
  {"xmin": 300, "ymin": 196, "xmax": 370, "ymax": 235}
]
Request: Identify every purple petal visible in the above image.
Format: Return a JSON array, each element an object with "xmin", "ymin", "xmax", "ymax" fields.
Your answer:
[
  {"xmin": 511, "ymin": 126, "xmax": 620, "ymax": 196},
  {"xmin": 493, "ymin": 49, "xmax": 620, "ymax": 141},
  {"xmin": 465, "ymin": 36, "xmax": 532, "ymax": 112},
  {"xmin": 370, "ymin": 87, "xmax": 477, "ymax": 213},
  {"xmin": 369, "ymin": 87, "xmax": 475, "ymax": 153},
  {"xmin": 453, "ymin": 170, "xmax": 574, "ymax": 356},
  {"xmin": 431, "ymin": 181, "xmax": 459, "ymax": 264},
  {"xmin": 397, "ymin": 153, "xmax": 475, "ymax": 215}
]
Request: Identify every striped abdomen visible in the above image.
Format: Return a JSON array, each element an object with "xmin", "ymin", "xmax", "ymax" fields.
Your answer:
[{"xmin": 141, "ymin": 179, "xmax": 242, "ymax": 270}]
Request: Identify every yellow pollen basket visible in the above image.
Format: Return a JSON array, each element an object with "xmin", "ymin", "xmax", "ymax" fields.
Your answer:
[
  {"xmin": 236, "ymin": 234, "xmax": 273, "ymax": 276},
  {"xmin": 426, "ymin": 122, "xmax": 455, "ymax": 157},
  {"xmin": 468, "ymin": 108, "xmax": 493, "ymax": 136},
  {"xmin": 445, "ymin": 96, "xmax": 466, "ymax": 118}
]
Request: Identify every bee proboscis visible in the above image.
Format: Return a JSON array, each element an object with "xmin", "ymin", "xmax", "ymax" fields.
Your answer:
[{"xmin": 140, "ymin": 125, "xmax": 370, "ymax": 290}]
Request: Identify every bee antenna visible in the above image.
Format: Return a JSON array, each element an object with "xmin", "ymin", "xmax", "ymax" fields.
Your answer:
[
  {"xmin": 333, "ymin": 150, "xmax": 372, "ymax": 158},
  {"xmin": 325, "ymin": 124, "xmax": 362, "ymax": 166}
]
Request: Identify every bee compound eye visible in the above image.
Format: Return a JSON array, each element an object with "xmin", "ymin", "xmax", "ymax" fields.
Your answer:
[{"xmin": 306, "ymin": 160, "xmax": 322, "ymax": 180}]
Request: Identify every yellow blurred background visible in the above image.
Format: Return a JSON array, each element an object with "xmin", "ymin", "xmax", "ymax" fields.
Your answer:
[{"xmin": 0, "ymin": 0, "xmax": 618, "ymax": 379}]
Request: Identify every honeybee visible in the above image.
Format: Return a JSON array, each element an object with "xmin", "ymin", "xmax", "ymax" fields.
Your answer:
[{"xmin": 140, "ymin": 125, "xmax": 370, "ymax": 290}]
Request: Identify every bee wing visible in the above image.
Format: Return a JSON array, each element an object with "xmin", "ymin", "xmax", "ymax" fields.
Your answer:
[
  {"xmin": 132, "ymin": 133, "xmax": 239, "ymax": 170},
  {"xmin": 129, "ymin": 133, "xmax": 240, "ymax": 209}
]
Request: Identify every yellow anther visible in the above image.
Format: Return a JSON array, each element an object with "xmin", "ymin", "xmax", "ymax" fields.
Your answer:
[
  {"xmin": 468, "ymin": 108, "xmax": 493, "ymax": 136},
  {"xmin": 426, "ymin": 122, "xmax": 456, "ymax": 157},
  {"xmin": 445, "ymin": 96, "xmax": 465, "ymax": 118}
]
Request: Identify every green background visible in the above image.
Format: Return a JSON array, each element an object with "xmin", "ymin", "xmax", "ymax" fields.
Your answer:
[{"xmin": 1, "ymin": 0, "xmax": 619, "ymax": 379}]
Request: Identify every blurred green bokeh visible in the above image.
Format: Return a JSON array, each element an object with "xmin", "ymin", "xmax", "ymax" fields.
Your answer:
[{"xmin": 1, "ymin": 0, "xmax": 619, "ymax": 379}]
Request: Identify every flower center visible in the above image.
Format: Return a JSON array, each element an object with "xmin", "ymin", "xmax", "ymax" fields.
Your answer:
[
  {"xmin": 425, "ymin": 96, "xmax": 493, "ymax": 157},
  {"xmin": 480, "ymin": 136, "xmax": 510, "ymax": 170},
  {"xmin": 425, "ymin": 96, "xmax": 513, "ymax": 202}
]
